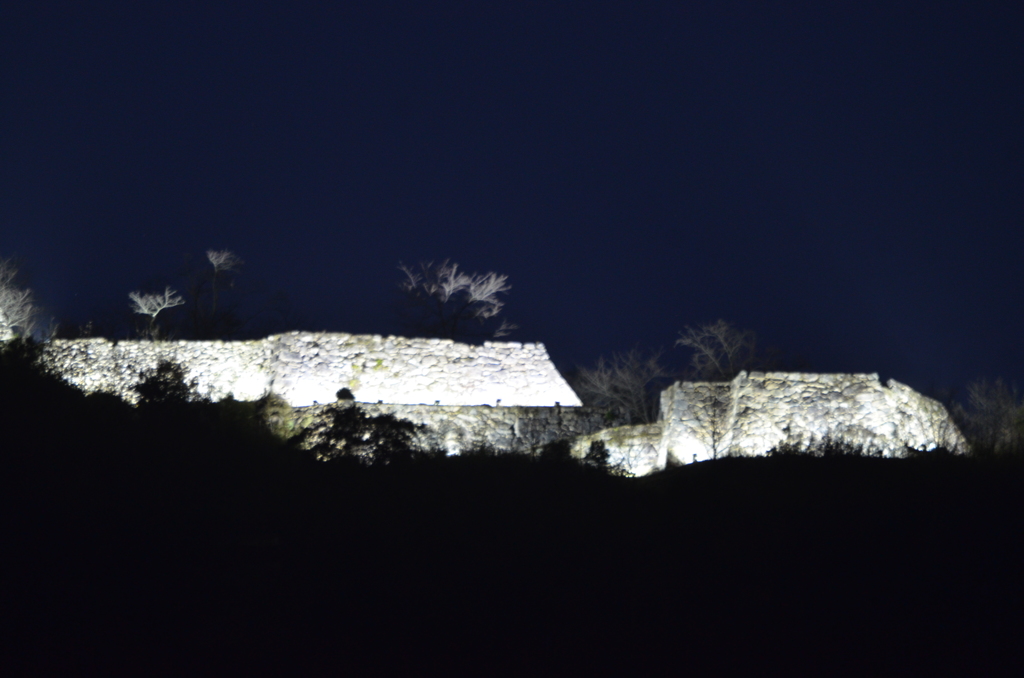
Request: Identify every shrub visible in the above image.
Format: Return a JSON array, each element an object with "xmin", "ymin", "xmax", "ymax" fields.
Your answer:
[
  {"xmin": 300, "ymin": 404, "xmax": 424, "ymax": 465},
  {"xmin": 538, "ymin": 439, "xmax": 574, "ymax": 463},
  {"xmin": 133, "ymin": 360, "xmax": 204, "ymax": 407},
  {"xmin": 255, "ymin": 393, "xmax": 296, "ymax": 439},
  {"xmin": 768, "ymin": 436, "xmax": 880, "ymax": 458},
  {"xmin": 583, "ymin": 440, "xmax": 611, "ymax": 469}
]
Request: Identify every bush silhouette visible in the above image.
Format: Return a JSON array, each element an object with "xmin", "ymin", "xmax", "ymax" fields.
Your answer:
[
  {"xmin": 768, "ymin": 436, "xmax": 882, "ymax": 458},
  {"xmin": 300, "ymin": 403, "xmax": 424, "ymax": 465},
  {"xmin": 538, "ymin": 438, "xmax": 574, "ymax": 463},
  {"xmin": 133, "ymin": 360, "xmax": 204, "ymax": 406},
  {"xmin": 584, "ymin": 440, "xmax": 612, "ymax": 469}
]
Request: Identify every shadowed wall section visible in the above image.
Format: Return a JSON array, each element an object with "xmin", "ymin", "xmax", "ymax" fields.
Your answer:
[{"xmin": 292, "ymin": 401, "xmax": 620, "ymax": 456}]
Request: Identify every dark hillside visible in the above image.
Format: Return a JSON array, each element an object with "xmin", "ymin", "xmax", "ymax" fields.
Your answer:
[{"xmin": 3, "ymin": 345, "xmax": 1023, "ymax": 675}]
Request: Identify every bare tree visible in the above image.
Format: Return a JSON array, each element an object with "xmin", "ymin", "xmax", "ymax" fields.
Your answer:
[
  {"xmin": 129, "ymin": 287, "xmax": 184, "ymax": 339},
  {"xmin": 0, "ymin": 258, "xmax": 37, "ymax": 340},
  {"xmin": 397, "ymin": 260, "xmax": 517, "ymax": 340},
  {"xmin": 953, "ymin": 379, "xmax": 1024, "ymax": 456},
  {"xmin": 146, "ymin": 248, "xmax": 288, "ymax": 339},
  {"xmin": 570, "ymin": 347, "xmax": 671, "ymax": 424},
  {"xmin": 676, "ymin": 319, "xmax": 758, "ymax": 381},
  {"xmin": 205, "ymin": 249, "xmax": 242, "ymax": 333},
  {"xmin": 206, "ymin": 249, "xmax": 242, "ymax": 273},
  {"xmin": 694, "ymin": 383, "xmax": 734, "ymax": 459},
  {"xmin": 181, "ymin": 249, "xmax": 245, "ymax": 338}
]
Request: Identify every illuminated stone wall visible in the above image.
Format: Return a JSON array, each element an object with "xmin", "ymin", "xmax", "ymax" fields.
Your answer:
[
  {"xmin": 40, "ymin": 335, "xmax": 965, "ymax": 476},
  {"xmin": 42, "ymin": 332, "xmax": 583, "ymax": 407},
  {"xmin": 658, "ymin": 371, "xmax": 966, "ymax": 463},
  {"xmin": 43, "ymin": 337, "xmax": 274, "ymax": 403},
  {"xmin": 561, "ymin": 372, "xmax": 964, "ymax": 472},
  {"xmin": 267, "ymin": 333, "xmax": 581, "ymax": 407}
]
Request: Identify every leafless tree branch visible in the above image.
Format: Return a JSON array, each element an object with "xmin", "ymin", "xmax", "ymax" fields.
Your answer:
[
  {"xmin": 129, "ymin": 287, "xmax": 185, "ymax": 318},
  {"xmin": 129, "ymin": 287, "xmax": 184, "ymax": 339},
  {"xmin": 206, "ymin": 249, "xmax": 243, "ymax": 273},
  {"xmin": 397, "ymin": 260, "xmax": 514, "ymax": 340},
  {"xmin": 493, "ymin": 318, "xmax": 519, "ymax": 338},
  {"xmin": 182, "ymin": 249, "xmax": 246, "ymax": 338},
  {"xmin": 676, "ymin": 319, "xmax": 758, "ymax": 381},
  {"xmin": 0, "ymin": 258, "xmax": 37, "ymax": 340},
  {"xmin": 572, "ymin": 347, "xmax": 671, "ymax": 424}
]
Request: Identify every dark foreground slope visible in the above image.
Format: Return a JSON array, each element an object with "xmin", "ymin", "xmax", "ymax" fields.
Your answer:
[{"xmin": 3, "ymin": 351, "xmax": 1023, "ymax": 676}]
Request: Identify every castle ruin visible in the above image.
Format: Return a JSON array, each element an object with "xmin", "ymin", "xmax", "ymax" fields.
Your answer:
[{"xmin": 42, "ymin": 334, "xmax": 965, "ymax": 474}]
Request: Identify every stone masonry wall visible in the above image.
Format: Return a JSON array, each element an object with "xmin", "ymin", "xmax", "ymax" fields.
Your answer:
[
  {"xmin": 268, "ymin": 333, "xmax": 581, "ymax": 407},
  {"xmin": 659, "ymin": 371, "xmax": 966, "ymax": 463},
  {"xmin": 39, "ymin": 334, "xmax": 965, "ymax": 476},
  {"xmin": 43, "ymin": 338, "xmax": 274, "ymax": 403},
  {"xmin": 43, "ymin": 332, "xmax": 582, "ymax": 407}
]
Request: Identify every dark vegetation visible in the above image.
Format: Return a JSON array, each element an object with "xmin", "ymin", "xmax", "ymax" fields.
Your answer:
[{"xmin": 3, "ymin": 340, "xmax": 1024, "ymax": 675}]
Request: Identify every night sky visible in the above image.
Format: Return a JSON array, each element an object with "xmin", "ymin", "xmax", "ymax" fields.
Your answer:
[{"xmin": 3, "ymin": 2, "xmax": 1022, "ymax": 396}]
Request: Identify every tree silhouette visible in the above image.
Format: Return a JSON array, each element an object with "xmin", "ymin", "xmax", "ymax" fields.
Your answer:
[
  {"xmin": 570, "ymin": 347, "xmax": 670, "ymax": 424},
  {"xmin": 397, "ymin": 260, "xmax": 516, "ymax": 341},
  {"xmin": 954, "ymin": 379, "xmax": 1024, "ymax": 456},
  {"xmin": 184, "ymin": 249, "xmax": 245, "ymax": 338},
  {"xmin": 301, "ymin": 404, "xmax": 425, "ymax": 465},
  {"xmin": 133, "ymin": 360, "xmax": 203, "ymax": 406},
  {"xmin": 0, "ymin": 257, "xmax": 37, "ymax": 340},
  {"xmin": 676, "ymin": 319, "xmax": 758, "ymax": 381},
  {"xmin": 129, "ymin": 287, "xmax": 185, "ymax": 340}
]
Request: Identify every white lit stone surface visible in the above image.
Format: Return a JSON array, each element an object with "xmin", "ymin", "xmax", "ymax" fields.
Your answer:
[
  {"xmin": 40, "ymin": 336, "xmax": 964, "ymax": 476},
  {"xmin": 657, "ymin": 371, "xmax": 966, "ymax": 463},
  {"xmin": 569, "ymin": 372, "xmax": 965, "ymax": 473},
  {"xmin": 43, "ymin": 332, "xmax": 582, "ymax": 407}
]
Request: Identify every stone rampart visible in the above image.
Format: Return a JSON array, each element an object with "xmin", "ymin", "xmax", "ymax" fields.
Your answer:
[
  {"xmin": 38, "ymin": 335, "xmax": 966, "ymax": 476},
  {"xmin": 659, "ymin": 371, "xmax": 966, "ymax": 463},
  {"xmin": 43, "ymin": 332, "xmax": 583, "ymax": 407},
  {"xmin": 268, "ymin": 333, "xmax": 581, "ymax": 407},
  {"xmin": 43, "ymin": 338, "xmax": 275, "ymax": 403}
]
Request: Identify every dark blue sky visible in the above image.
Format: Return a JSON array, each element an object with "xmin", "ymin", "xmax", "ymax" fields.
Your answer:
[{"xmin": 3, "ymin": 2, "xmax": 1022, "ymax": 395}]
